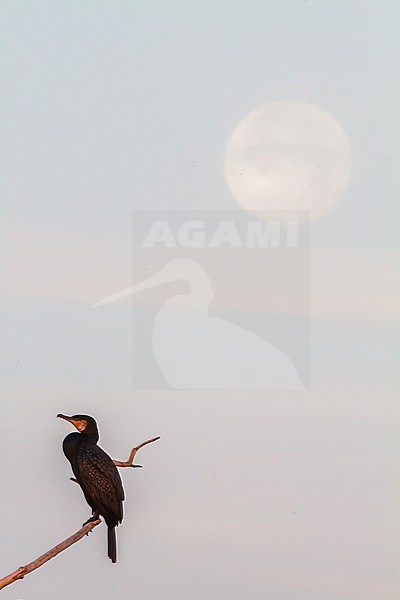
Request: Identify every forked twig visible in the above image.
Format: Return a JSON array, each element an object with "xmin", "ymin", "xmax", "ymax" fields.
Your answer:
[
  {"xmin": 69, "ymin": 436, "xmax": 161, "ymax": 484},
  {"xmin": 113, "ymin": 436, "xmax": 161, "ymax": 467}
]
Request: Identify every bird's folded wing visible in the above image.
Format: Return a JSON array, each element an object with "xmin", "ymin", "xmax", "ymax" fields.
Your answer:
[{"xmin": 78, "ymin": 442, "xmax": 124, "ymax": 522}]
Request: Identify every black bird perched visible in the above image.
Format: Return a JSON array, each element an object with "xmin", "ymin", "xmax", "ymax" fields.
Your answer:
[{"xmin": 57, "ymin": 413, "xmax": 124, "ymax": 563}]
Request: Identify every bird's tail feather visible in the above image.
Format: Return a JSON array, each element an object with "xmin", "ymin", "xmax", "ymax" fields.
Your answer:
[{"xmin": 108, "ymin": 526, "xmax": 117, "ymax": 563}]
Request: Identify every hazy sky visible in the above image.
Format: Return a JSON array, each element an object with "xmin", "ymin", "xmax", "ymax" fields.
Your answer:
[{"xmin": 1, "ymin": 2, "xmax": 398, "ymax": 599}]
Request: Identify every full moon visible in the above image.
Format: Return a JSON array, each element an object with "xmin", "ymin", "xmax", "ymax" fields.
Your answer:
[{"xmin": 224, "ymin": 101, "xmax": 351, "ymax": 222}]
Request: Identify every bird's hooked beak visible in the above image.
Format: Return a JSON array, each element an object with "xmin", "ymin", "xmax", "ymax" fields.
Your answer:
[{"xmin": 57, "ymin": 414, "xmax": 87, "ymax": 432}]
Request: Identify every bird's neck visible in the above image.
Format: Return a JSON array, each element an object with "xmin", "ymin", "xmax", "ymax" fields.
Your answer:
[{"xmin": 82, "ymin": 430, "xmax": 99, "ymax": 444}]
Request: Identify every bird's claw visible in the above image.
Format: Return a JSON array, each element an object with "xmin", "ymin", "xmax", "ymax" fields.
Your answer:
[{"xmin": 83, "ymin": 515, "xmax": 100, "ymax": 528}]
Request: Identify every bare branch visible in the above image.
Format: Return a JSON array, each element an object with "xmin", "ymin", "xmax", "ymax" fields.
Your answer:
[
  {"xmin": 0, "ymin": 519, "xmax": 101, "ymax": 591},
  {"xmin": 113, "ymin": 436, "xmax": 160, "ymax": 468}
]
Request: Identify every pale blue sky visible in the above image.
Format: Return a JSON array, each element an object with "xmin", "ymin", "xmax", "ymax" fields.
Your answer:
[{"xmin": 1, "ymin": 2, "xmax": 398, "ymax": 599}]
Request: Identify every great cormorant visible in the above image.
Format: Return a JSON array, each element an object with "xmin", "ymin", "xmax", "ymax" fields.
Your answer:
[{"xmin": 57, "ymin": 413, "xmax": 124, "ymax": 563}]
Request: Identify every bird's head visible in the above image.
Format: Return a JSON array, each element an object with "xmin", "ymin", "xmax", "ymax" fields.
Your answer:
[{"xmin": 57, "ymin": 414, "xmax": 99, "ymax": 441}]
